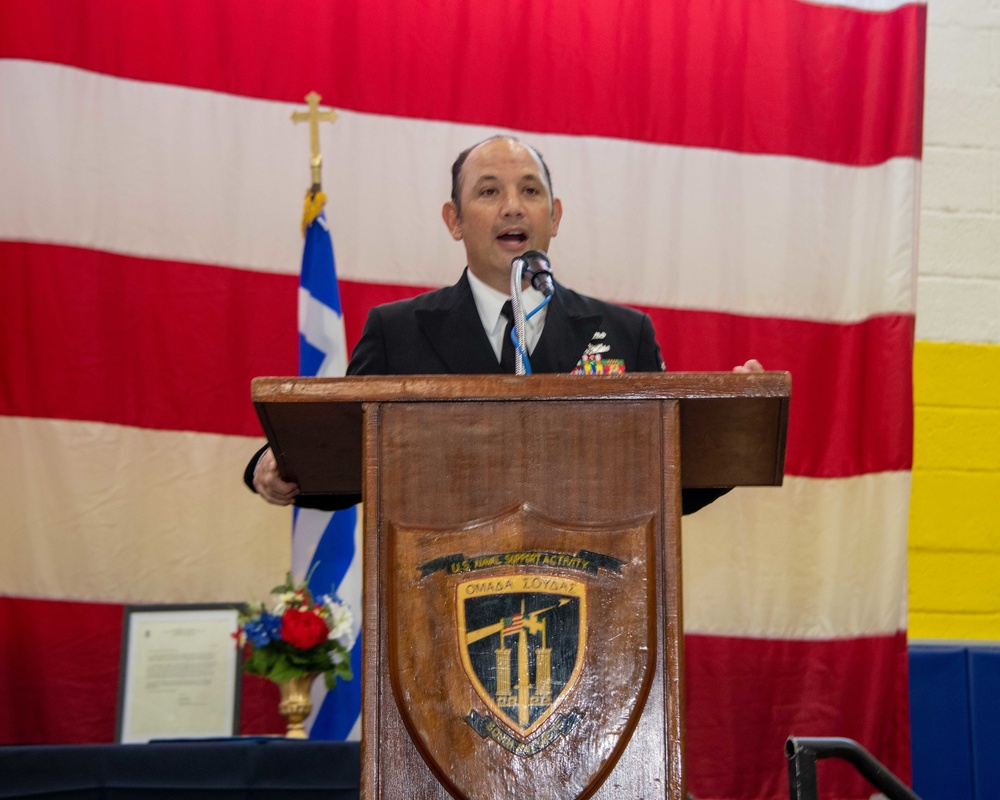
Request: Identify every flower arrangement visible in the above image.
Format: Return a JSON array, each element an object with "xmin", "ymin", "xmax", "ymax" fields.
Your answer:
[{"xmin": 237, "ymin": 573, "xmax": 354, "ymax": 690}]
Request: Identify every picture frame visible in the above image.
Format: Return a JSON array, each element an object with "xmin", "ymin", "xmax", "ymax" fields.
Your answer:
[{"xmin": 116, "ymin": 603, "xmax": 243, "ymax": 743}]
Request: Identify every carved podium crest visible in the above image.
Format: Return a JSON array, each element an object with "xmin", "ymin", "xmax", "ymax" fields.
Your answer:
[
  {"xmin": 458, "ymin": 573, "xmax": 586, "ymax": 749},
  {"xmin": 389, "ymin": 506, "xmax": 657, "ymax": 800}
]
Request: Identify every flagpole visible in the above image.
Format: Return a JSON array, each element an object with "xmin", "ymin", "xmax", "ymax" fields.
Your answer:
[{"xmin": 289, "ymin": 91, "xmax": 361, "ymax": 742}]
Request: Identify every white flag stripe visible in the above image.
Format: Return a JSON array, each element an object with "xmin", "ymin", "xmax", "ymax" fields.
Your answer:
[
  {"xmin": 683, "ymin": 472, "xmax": 912, "ymax": 639},
  {"xmin": 338, "ymin": 508, "xmax": 364, "ymax": 645},
  {"xmin": 0, "ymin": 59, "xmax": 916, "ymax": 323},
  {"xmin": 290, "ymin": 509, "xmax": 330, "ymax": 585},
  {"xmin": 0, "ymin": 415, "xmax": 289, "ymax": 604},
  {"xmin": 1, "ymin": 414, "xmax": 908, "ymax": 640},
  {"xmin": 799, "ymin": 0, "xmax": 923, "ymax": 10},
  {"xmin": 298, "ymin": 287, "xmax": 350, "ymax": 378}
]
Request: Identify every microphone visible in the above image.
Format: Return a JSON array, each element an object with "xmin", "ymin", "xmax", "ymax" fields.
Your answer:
[{"xmin": 512, "ymin": 250, "xmax": 554, "ymax": 297}]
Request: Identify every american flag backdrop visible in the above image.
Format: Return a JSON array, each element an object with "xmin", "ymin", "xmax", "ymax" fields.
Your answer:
[{"xmin": 0, "ymin": 2, "xmax": 924, "ymax": 798}]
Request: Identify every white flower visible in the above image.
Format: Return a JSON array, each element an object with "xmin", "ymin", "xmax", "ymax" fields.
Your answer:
[
  {"xmin": 325, "ymin": 599, "xmax": 355, "ymax": 647},
  {"xmin": 271, "ymin": 591, "xmax": 297, "ymax": 616}
]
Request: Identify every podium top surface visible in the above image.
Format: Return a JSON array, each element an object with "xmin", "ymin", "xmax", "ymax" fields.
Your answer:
[
  {"xmin": 252, "ymin": 372, "xmax": 790, "ymax": 404},
  {"xmin": 252, "ymin": 372, "xmax": 790, "ymax": 494}
]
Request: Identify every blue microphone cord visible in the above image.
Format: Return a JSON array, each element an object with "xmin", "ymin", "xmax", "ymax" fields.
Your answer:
[{"xmin": 509, "ymin": 294, "xmax": 551, "ymax": 375}]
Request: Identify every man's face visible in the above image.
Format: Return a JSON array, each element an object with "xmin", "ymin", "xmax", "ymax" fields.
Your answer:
[{"xmin": 442, "ymin": 139, "xmax": 562, "ymax": 292}]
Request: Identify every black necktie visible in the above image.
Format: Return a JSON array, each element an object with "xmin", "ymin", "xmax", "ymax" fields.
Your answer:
[{"xmin": 500, "ymin": 300, "xmax": 516, "ymax": 373}]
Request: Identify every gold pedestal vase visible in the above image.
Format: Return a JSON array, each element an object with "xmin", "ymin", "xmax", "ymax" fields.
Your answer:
[{"xmin": 277, "ymin": 673, "xmax": 320, "ymax": 739}]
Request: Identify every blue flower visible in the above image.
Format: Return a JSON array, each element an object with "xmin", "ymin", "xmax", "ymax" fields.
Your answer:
[{"xmin": 244, "ymin": 613, "xmax": 282, "ymax": 648}]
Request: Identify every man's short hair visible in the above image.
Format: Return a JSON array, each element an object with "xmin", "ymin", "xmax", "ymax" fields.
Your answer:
[{"xmin": 450, "ymin": 135, "xmax": 555, "ymax": 218}]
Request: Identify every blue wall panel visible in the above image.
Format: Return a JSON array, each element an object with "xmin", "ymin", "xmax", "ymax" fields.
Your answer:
[
  {"xmin": 967, "ymin": 649, "xmax": 1000, "ymax": 800},
  {"xmin": 909, "ymin": 646, "xmax": 974, "ymax": 800}
]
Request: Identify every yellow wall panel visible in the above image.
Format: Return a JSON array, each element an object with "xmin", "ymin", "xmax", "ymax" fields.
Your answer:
[
  {"xmin": 908, "ymin": 611, "xmax": 1000, "ymax": 642},
  {"xmin": 914, "ymin": 341, "xmax": 1000, "ymax": 409},
  {"xmin": 910, "ymin": 550, "xmax": 1000, "ymax": 615},
  {"xmin": 909, "ymin": 340, "xmax": 1000, "ymax": 642},
  {"xmin": 909, "ymin": 470, "xmax": 1000, "ymax": 551},
  {"xmin": 914, "ymin": 407, "xmax": 1000, "ymax": 471}
]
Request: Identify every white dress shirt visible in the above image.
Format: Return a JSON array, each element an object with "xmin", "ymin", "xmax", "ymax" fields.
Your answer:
[{"xmin": 466, "ymin": 269, "xmax": 548, "ymax": 363}]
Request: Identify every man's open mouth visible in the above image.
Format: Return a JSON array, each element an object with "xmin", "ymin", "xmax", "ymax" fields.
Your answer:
[{"xmin": 497, "ymin": 231, "xmax": 528, "ymax": 243}]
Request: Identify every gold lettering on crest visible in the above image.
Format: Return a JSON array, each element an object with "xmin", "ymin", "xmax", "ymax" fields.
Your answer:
[{"xmin": 463, "ymin": 578, "xmax": 517, "ymax": 597}]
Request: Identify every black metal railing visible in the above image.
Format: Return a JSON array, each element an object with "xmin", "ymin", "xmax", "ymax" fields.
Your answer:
[{"xmin": 785, "ymin": 736, "xmax": 920, "ymax": 800}]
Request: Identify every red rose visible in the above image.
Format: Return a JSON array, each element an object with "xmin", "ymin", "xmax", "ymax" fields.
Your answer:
[{"xmin": 280, "ymin": 608, "xmax": 328, "ymax": 649}]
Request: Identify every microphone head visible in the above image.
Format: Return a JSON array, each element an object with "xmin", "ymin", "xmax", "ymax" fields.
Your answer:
[{"xmin": 518, "ymin": 250, "xmax": 554, "ymax": 297}]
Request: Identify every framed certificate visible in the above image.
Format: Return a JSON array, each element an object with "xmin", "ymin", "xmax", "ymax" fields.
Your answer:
[{"xmin": 116, "ymin": 604, "xmax": 243, "ymax": 743}]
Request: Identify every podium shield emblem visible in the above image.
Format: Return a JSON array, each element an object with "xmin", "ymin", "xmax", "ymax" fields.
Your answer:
[
  {"xmin": 458, "ymin": 574, "xmax": 585, "ymax": 743},
  {"xmin": 389, "ymin": 506, "xmax": 657, "ymax": 800}
]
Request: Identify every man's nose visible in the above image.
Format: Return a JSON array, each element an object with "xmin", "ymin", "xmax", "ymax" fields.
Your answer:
[{"xmin": 500, "ymin": 188, "xmax": 524, "ymax": 216}]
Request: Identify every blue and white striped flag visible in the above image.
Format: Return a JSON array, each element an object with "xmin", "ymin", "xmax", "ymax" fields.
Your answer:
[{"xmin": 294, "ymin": 198, "xmax": 363, "ymax": 741}]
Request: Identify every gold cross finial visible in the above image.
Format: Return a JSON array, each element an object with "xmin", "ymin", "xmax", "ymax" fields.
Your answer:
[{"xmin": 291, "ymin": 91, "xmax": 338, "ymax": 192}]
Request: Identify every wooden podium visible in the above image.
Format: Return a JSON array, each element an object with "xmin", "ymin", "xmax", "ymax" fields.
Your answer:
[{"xmin": 253, "ymin": 373, "xmax": 790, "ymax": 800}]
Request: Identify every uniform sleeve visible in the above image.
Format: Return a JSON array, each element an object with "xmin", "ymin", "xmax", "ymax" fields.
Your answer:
[
  {"xmin": 346, "ymin": 307, "xmax": 388, "ymax": 376},
  {"xmin": 243, "ymin": 309, "xmax": 386, "ymax": 503},
  {"xmin": 636, "ymin": 312, "xmax": 666, "ymax": 372},
  {"xmin": 243, "ymin": 443, "xmax": 269, "ymax": 493}
]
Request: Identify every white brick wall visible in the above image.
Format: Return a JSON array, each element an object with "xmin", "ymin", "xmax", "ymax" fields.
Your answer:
[
  {"xmin": 928, "ymin": 0, "xmax": 1000, "ymax": 30},
  {"xmin": 919, "ymin": 1, "xmax": 1000, "ymax": 344}
]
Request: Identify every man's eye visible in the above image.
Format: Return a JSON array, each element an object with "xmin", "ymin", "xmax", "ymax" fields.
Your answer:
[
  {"xmin": 524, "ymin": 187, "xmax": 539, "ymax": 195},
  {"xmin": 480, "ymin": 187, "xmax": 497, "ymax": 196}
]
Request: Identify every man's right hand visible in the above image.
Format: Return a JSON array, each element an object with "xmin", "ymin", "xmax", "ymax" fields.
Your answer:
[{"xmin": 252, "ymin": 448, "xmax": 300, "ymax": 506}]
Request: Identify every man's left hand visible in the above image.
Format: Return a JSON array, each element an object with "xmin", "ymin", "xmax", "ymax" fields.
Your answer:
[{"xmin": 732, "ymin": 359, "xmax": 764, "ymax": 373}]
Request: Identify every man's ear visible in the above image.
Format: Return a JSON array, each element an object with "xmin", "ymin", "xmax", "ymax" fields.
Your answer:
[
  {"xmin": 442, "ymin": 201, "xmax": 463, "ymax": 241},
  {"xmin": 551, "ymin": 197, "xmax": 563, "ymax": 237}
]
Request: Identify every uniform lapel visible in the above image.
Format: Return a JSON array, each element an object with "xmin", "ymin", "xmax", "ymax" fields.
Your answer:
[
  {"xmin": 414, "ymin": 272, "xmax": 504, "ymax": 374},
  {"xmin": 529, "ymin": 284, "xmax": 603, "ymax": 374}
]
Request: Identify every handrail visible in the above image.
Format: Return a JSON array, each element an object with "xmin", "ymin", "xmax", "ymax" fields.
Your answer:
[{"xmin": 785, "ymin": 737, "xmax": 920, "ymax": 800}]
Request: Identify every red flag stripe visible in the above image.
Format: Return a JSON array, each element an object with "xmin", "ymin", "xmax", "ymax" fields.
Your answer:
[
  {"xmin": 685, "ymin": 632, "xmax": 911, "ymax": 799},
  {"xmin": 645, "ymin": 307, "xmax": 914, "ymax": 477},
  {"xmin": 0, "ymin": 593, "xmax": 908, "ymax": 800},
  {"xmin": 502, "ymin": 614, "xmax": 525, "ymax": 637},
  {"xmin": 0, "ymin": 0, "xmax": 924, "ymax": 165},
  {"xmin": 0, "ymin": 241, "xmax": 911, "ymax": 476},
  {"xmin": 0, "ymin": 596, "xmax": 285, "ymax": 745},
  {"xmin": 0, "ymin": 242, "xmax": 296, "ymax": 438}
]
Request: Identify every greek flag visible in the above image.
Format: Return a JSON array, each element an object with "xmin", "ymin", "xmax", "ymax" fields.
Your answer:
[{"xmin": 294, "ymin": 201, "xmax": 363, "ymax": 740}]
